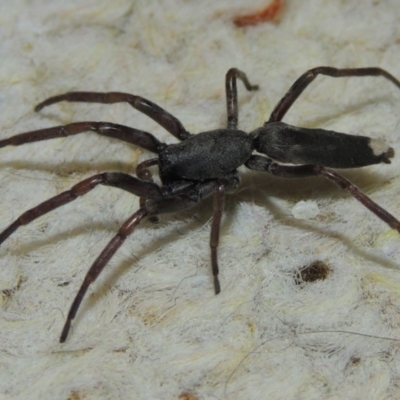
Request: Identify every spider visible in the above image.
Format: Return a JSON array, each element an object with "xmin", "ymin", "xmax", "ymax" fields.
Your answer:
[{"xmin": 1, "ymin": 67, "xmax": 400, "ymax": 343}]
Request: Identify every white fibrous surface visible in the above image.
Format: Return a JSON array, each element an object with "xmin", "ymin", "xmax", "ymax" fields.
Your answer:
[
  {"xmin": 291, "ymin": 200, "xmax": 320, "ymax": 220},
  {"xmin": 1, "ymin": 1, "xmax": 400, "ymax": 399}
]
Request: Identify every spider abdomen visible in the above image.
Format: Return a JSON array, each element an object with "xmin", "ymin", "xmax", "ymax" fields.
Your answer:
[
  {"xmin": 158, "ymin": 129, "xmax": 253, "ymax": 182},
  {"xmin": 252, "ymin": 122, "xmax": 394, "ymax": 168}
]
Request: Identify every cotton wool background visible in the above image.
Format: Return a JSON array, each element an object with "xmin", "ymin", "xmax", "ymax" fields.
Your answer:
[{"xmin": 1, "ymin": 1, "xmax": 400, "ymax": 399}]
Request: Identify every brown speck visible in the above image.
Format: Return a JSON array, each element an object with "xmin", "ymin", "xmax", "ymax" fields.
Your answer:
[
  {"xmin": 295, "ymin": 260, "xmax": 331, "ymax": 284},
  {"xmin": 234, "ymin": 0, "xmax": 284, "ymax": 27},
  {"xmin": 179, "ymin": 392, "xmax": 199, "ymax": 400}
]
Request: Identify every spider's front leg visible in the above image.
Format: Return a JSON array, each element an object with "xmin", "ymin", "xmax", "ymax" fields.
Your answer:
[
  {"xmin": 35, "ymin": 91, "xmax": 191, "ymax": 141},
  {"xmin": 269, "ymin": 66, "xmax": 400, "ymax": 122},
  {"xmin": 0, "ymin": 121, "xmax": 165, "ymax": 154}
]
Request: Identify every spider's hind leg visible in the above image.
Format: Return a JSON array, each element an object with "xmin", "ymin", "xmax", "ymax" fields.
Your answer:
[
  {"xmin": 269, "ymin": 66, "xmax": 400, "ymax": 122},
  {"xmin": 246, "ymin": 155, "xmax": 400, "ymax": 233}
]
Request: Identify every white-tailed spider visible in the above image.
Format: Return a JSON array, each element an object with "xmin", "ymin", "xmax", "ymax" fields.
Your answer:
[{"xmin": 1, "ymin": 67, "xmax": 400, "ymax": 342}]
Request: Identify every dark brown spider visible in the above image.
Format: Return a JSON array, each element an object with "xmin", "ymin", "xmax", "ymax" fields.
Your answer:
[{"xmin": 1, "ymin": 67, "xmax": 400, "ymax": 342}]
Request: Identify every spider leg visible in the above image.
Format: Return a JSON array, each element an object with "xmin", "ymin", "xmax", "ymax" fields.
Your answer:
[
  {"xmin": 60, "ymin": 182, "xmax": 221, "ymax": 343},
  {"xmin": 269, "ymin": 67, "xmax": 400, "ymax": 122},
  {"xmin": 0, "ymin": 173, "xmax": 161, "ymax": 245},
  {"xmin": 210, "ymin": 183, "xmax": 225, "ymax": 294},
  {"xmin": 246, "ymin": 155, "xmax": 400, "ymax": 231},
  {"xmin": 136, "ymin": 158, "xmax": 160, "ymax": 221},
  {"xmin": 147, "ymin": 176, "xmax": 239, "ymax": 295},
  {"xmin": 35, "ymin": 92, "xmax": 191, "ymax": 141},
  {"xmin": 136, "ymin": 158, "xmax": 159, "ymax": 180},
  {"xmin": 0, "ymin": 121, "xmax": 165, "ymax": 154},
  {"xmin": 225, "ymin": 68, "xmax": 259, "ymax": 129},
  {"xmin": 60, "ymin": 206, "xmax": 148, "ymax": 343}
]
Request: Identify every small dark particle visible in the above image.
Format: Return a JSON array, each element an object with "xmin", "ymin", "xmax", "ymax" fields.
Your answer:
[
  {"xmin": 350, "ymin": 356, "xmax": 361, "ymax": 365},
  {"xmin": 179, "ymin": 392, "xmax": 199, "ymax": 400},
  {"xmin": 295, "ymin": 260, "xmax": 331, "ymax": 285},
  {"xmin": 1, "ymin": 275, "xmax": 24, "ymax": 302},
  {"xmin": 68, "ymin": 391, "xmax": 83, "ymax": 400},
  {"xmin": 57, "ymin": 281, "xmax": 71, "ymax": 287}
]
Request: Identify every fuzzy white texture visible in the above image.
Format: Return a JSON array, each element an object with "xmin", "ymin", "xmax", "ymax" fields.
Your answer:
[{"xmin": 1, "ymin": 1, "xmax": 400, "ymax": 399}]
